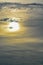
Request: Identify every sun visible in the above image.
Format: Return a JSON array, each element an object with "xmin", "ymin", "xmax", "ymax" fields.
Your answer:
[{"xmin": 7, "ymin": 22, "xmax": 20, "ymax": 32}]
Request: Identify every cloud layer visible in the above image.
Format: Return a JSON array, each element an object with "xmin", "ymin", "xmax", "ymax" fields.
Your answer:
[{"xmin": 0, "ymin": 3, "xmax": 43, "ymax": 65}]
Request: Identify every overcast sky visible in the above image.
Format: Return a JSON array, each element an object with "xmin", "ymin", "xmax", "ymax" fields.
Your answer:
[{"xmin": 0, "ymin": 0, "xmax": 43, "ymax": 4}]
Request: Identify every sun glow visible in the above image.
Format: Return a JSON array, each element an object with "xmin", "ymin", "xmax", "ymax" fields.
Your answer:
[{"xmin": 7, "ymin": 22, "xmax": 20, "ymax": 32}]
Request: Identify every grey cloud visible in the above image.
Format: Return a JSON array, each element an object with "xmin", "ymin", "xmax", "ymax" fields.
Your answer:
[
  {"xmin": 0, "ymin": 42, "xmax": 43, "ymax": 65},
  {"xmin": 23, "ymin": 8, "xmax": 43, "ymax": 38},
  {"xmin": 0, "ymin": 18, "xmax": 9, "ymax": 21},
  {"xmin": 0, "ymin": 2, "xmax": 43, "ymax": 9}
]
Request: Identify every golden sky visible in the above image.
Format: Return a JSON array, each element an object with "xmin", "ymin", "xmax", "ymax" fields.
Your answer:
[
  {"xmin": 0, "ymin": 0, "xmax": 43, "ymax": 3},
  {"xmin": 0, "ymin": 6, "xmax": 43, "ymax": 45},
  {"xmin": 0, "ymin": 0, "xmax": 43, "ymax": 45}
]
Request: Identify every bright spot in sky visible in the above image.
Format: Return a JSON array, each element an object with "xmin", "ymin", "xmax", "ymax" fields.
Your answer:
[{"xmin": 7, "ymin": 22, "xmax": 20, "ymax": 32}]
